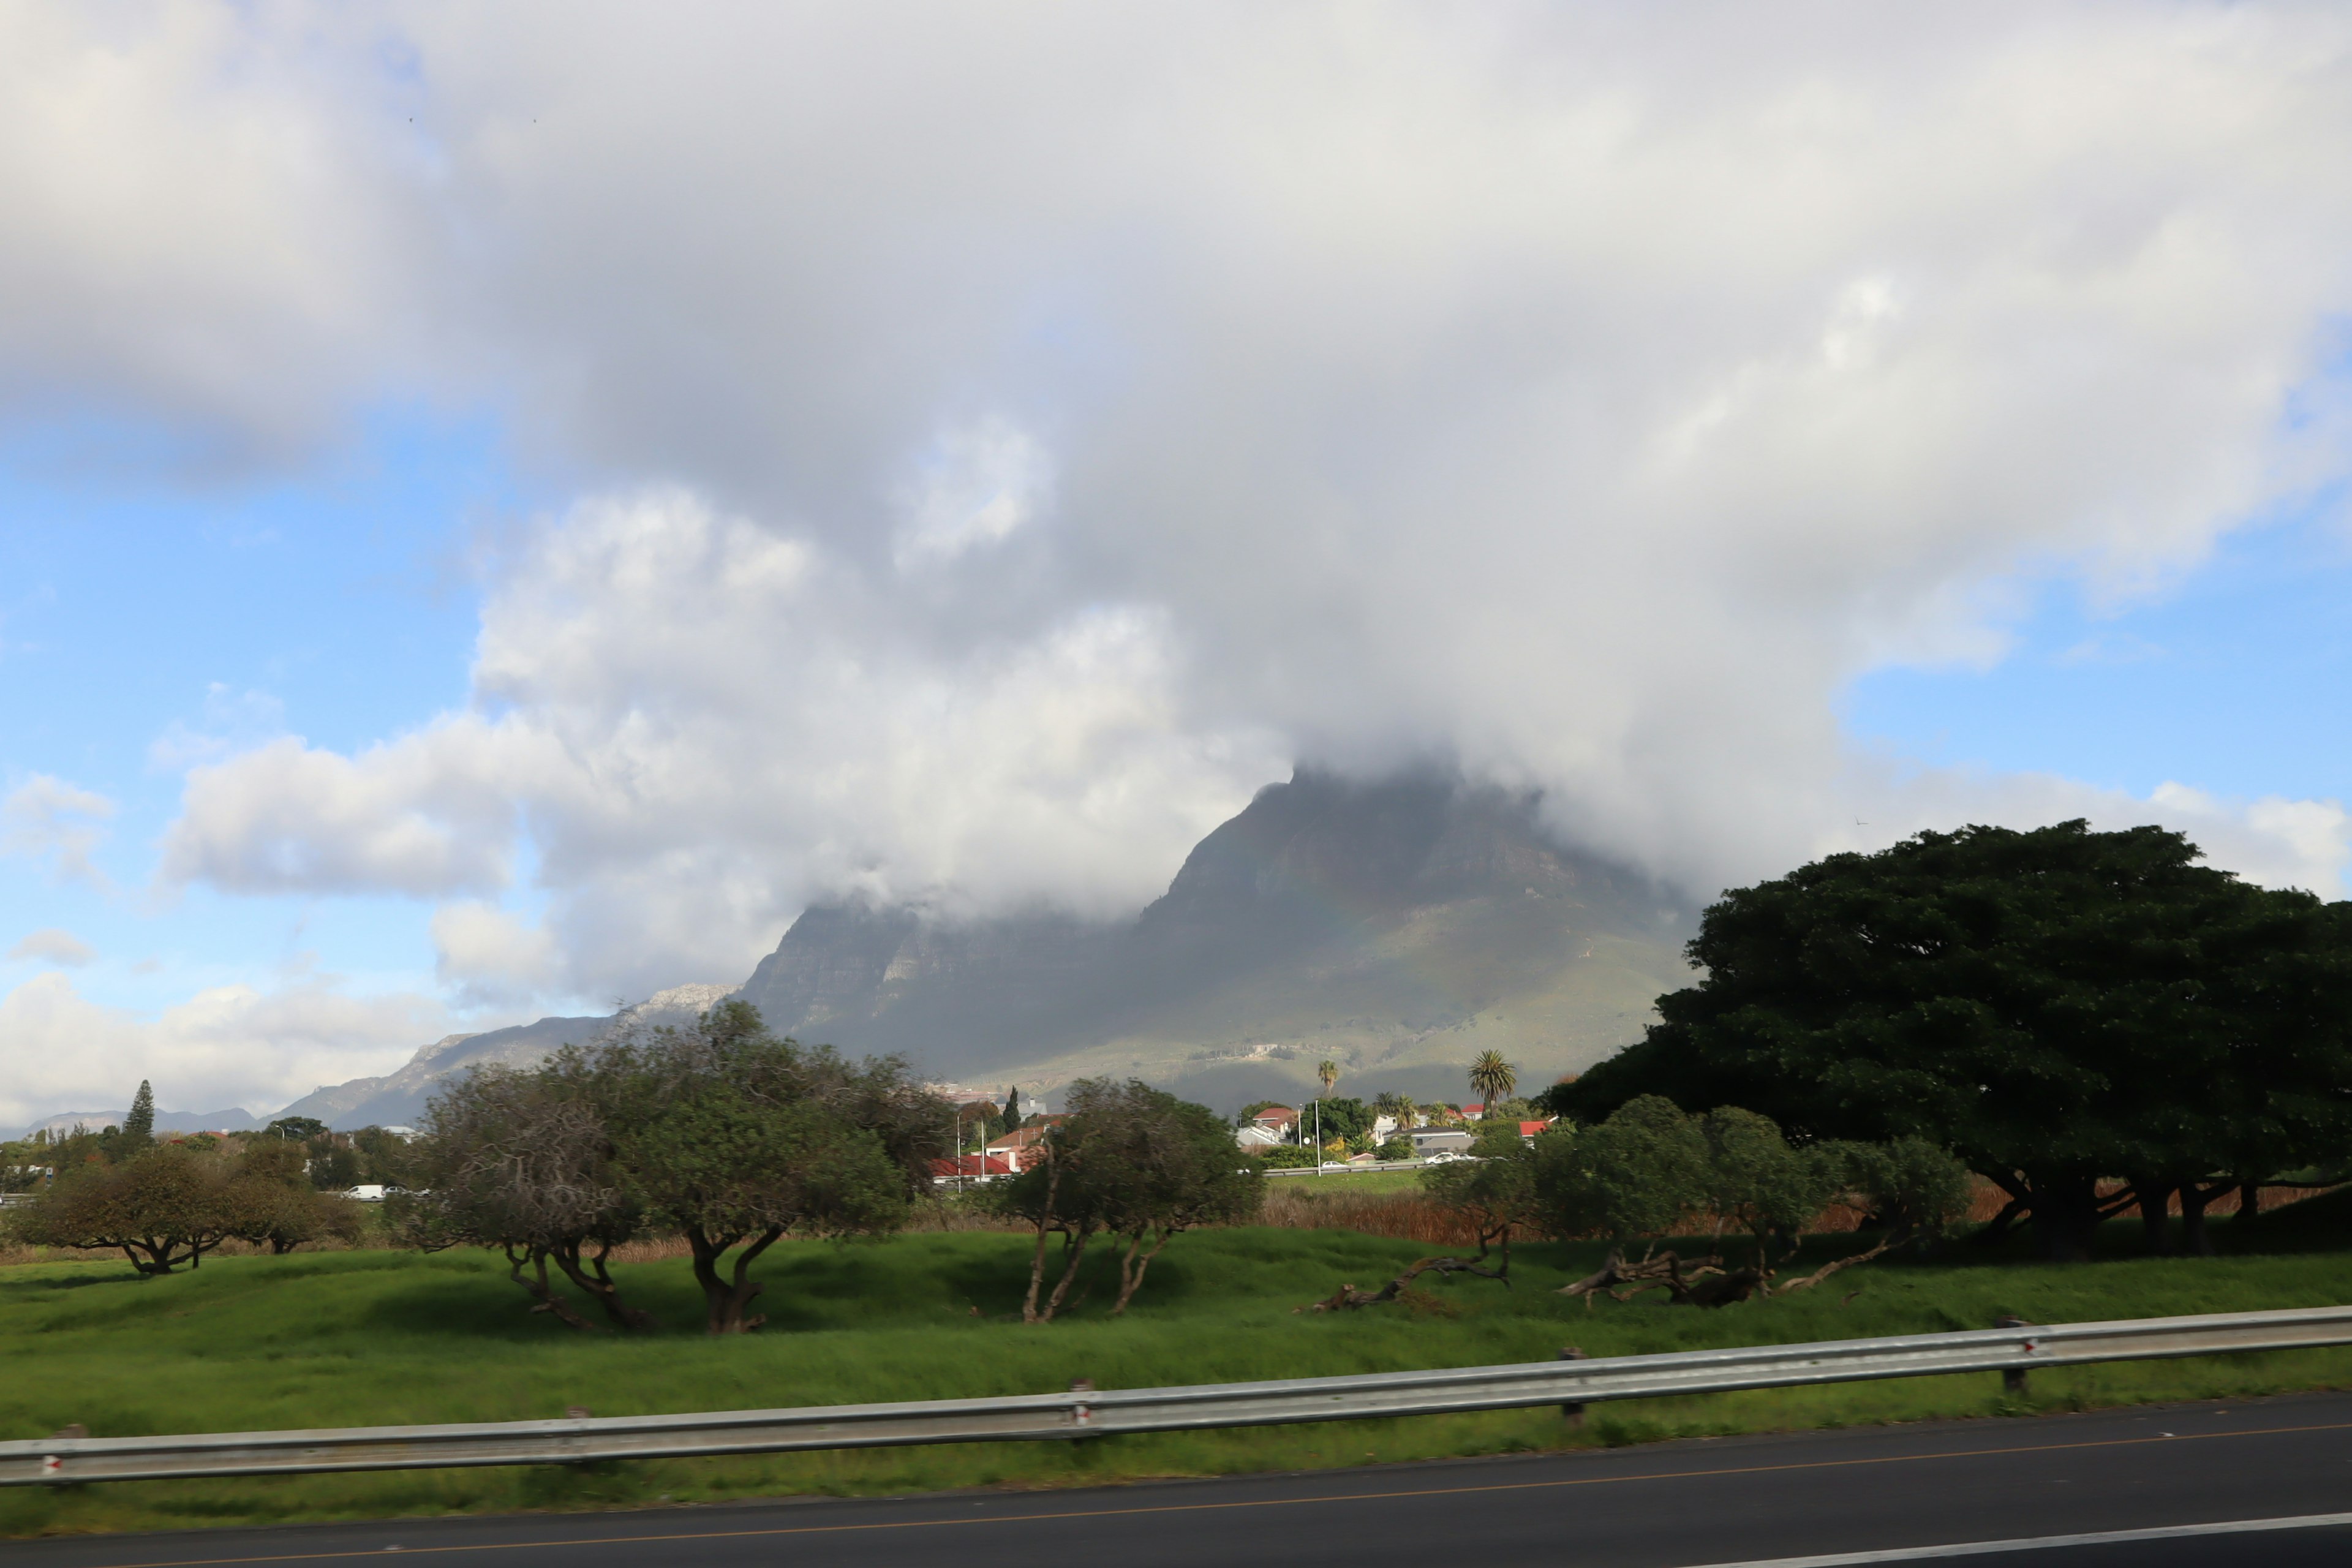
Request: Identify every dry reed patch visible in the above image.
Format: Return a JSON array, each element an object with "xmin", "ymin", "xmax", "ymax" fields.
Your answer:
[{"xmin": 1257, "ymin": 1184, "xmax": 1486, "ymax": 1245}]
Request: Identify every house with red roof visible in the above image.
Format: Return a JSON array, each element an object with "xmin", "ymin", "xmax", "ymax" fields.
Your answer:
[{"xmin": 929, "ymin": 1153, "xmax": 1016, "ymax": 1186}]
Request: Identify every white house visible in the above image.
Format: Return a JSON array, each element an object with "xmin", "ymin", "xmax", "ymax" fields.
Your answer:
[
  {"xmin": 1234, "ymin": 1123, "xmax": 1284, "ymax": 1150},
  {"xmin": 1410, "ymin": 1128, "xmax": 1474, "ymax": 1158}
]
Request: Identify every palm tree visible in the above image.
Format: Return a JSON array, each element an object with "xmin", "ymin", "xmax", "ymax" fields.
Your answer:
[
  {"xmin": 1311, "ymin": 1059, "xmax": 1340, "ymax": 1169},
  {"xmin": 1468, "ymin": 1050, "xmax": 1517, "ymax": 1118}
]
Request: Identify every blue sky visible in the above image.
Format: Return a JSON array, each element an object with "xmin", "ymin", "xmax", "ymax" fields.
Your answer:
[
  {"xmin": 5, "ymin": 4, "xmax": 2352, "ymax": 1127},
  {"xmin": 1846, "ymin": 498, "xmax": 2352, "ymax": 805},
  {"xmin": 0, "ymin": 413, "xmax": 511, "ymax": 1022}
]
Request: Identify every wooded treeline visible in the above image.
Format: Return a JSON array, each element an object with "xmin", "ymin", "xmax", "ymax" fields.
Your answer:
[{"xmin": 1548, "ymin": 820, "xmax": 2352, "ymax": 1261}]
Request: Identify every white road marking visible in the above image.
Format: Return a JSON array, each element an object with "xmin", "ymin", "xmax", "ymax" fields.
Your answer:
[{"xmin": 1676, "ymin": 1510, "xmax": 2352, "ymax": 1566}]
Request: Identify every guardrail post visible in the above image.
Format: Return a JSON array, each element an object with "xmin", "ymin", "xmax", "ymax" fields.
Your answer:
[
  {"xmin": 1559, "ymin": 1346, "xmax": 1589, "ymax": 1427},
  {"xmin": 1996, "ymin": 1316, "xmax": 2032, "ymax": 1398}
]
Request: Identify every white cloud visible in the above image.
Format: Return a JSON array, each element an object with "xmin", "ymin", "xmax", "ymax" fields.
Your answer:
[
  {"xmin": 0, "ymin": 970, "xmax": 444, "ymax": 1131},
  {"xmin": 160, "ymin": 733, "xmax": 519, "ymax": 897},
  {"xmin": 430, "ymin": 901, "xmax": 559, "ymax": 1007},
  {"xmin": 893, "ymin": 418, "xmax": 1054, "ymax": 569},
  {"xmin": 0, "ymin": 4, "xmax": 417, "ymax": 469},
  {"xmin": 7, "ymin": 928, "xmax": 96, "ymax": 967},
  {"xmin": 2, "ymin": 775, "xmax": 117, "ymax": 889},
  {"xmin": 1, "ymin": 3, "xmax": 2343, "ymax": 992},
  {"xmin": 2150, "ymin": 783, "xmax": 2352, "ymax": 893},
  {"xmin": 167, "ymin": 489, "xmax": 1283, "ymax": 995}
]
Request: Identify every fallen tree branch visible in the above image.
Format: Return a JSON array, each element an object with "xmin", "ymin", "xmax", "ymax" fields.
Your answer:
[
  {"xmin": 1299, "ymin": 1254, "xmax": 1510, "ymax": 1312},
  {"xmin": 1766, "ymin": 1232, "xmax": 1904, "ymax": 1295}
]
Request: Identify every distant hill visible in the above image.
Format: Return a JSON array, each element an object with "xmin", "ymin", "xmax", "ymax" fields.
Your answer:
[
  {"xmin": 272, "ymin": 985, "xmax": 734, "ymax": 1129},
  {"xmin": 6, "ymin": 1107, "xmax": 262, "ymax": 1141},
  {"xmin": 737, "ymin": 771, "xmax": 1697, "ymax": 1109}
]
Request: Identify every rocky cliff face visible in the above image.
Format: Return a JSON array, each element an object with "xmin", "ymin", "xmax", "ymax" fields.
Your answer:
[{"xmin": 736, "ymin": 772, "xmax": 1695, "ymax": 1107}]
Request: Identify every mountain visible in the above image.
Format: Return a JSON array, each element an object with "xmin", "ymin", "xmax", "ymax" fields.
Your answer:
[
  {"xmin": 738, "ymin": 771, "xmax": 1697, "ymax": 1109},
  {"xmin": 8, "ymin": 1107, "xmax": 262, "ymax": 1141},
  {"xmin": 273, "ymin": 984, "xmax": 734, "ymax": 1130},
  {"xmin": 255, "ymin": 772, "xmax": 1698, "ymax": 1129}
]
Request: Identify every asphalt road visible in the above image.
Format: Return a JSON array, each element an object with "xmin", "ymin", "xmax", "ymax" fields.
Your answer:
[{"xmin": 12, "ymin": 1393, "xmax": 2352, "ymax": 1568}]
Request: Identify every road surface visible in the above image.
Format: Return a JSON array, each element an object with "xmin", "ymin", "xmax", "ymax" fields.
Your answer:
[{"xmin": 12, "ymin": 1392, "xmax": 2352, "ymax": 1567}]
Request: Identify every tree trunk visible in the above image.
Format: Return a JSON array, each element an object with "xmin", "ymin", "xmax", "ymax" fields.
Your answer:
[
  {"xmin": 687, "ymin": 1224, "xmax": 782, "ymax": 1334},
  {"xmin": 2238, "ymin": 1183, "xmax": 2263, "ymax": 1227},
  {"xmin": 505, "ymin": 1245, "xmax": 596, "ymax": 1331},
  {"xmin": 550, "ymin": 1240, "xmax": 654, "ymax": 1330},
  {"xmin": 1110, "ymin": 1229, "xmax": 1172, "ymax": 1316},
  {"xmin": 1970, "ymin": 1172, "xmax": 2031, "ymax": 1245},
  {"xmin": 1770, "ymin": 1230, "xmax": 1904, "ymax": 1295},
  {"xmin": 1558, "ymin": 1250, "xmax": 1626, "ymax": 1300},
  {"xmin": 1310, "ymin": 1254, "xmax": 1509, "ymax": 1311},
  {"xmin": 124, "ymin": 1237, "xmax": 189, "ymax": 1275},
  {"xmin": 2031, "ymin": 1173, "xmax": 2102, "ymax": 1262},
  {"xmin": 1020, "ymin": 1163, "xmax": 1066, "ymax": 1324},
  {"xmin": 1036, "ymin": 1225, "xmax": 1093, "ymax": 1323},
  {"xmin": 2180, "ymin": 1183, "xmax": 2220, "ymax": 1256},
  {"xmin": 2132, "ymin": 1177, "xmax": 2174, "ymax": 1256}
]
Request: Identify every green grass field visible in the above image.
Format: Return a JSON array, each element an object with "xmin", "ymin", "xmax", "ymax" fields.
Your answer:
[{"xmin": 6, "ymin": 1204, "xmax": 2352, "ymax": 1538}]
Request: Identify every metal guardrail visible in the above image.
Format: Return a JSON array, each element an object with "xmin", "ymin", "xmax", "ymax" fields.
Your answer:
[
  {"xmin": 1264, "ymin": 1158, "xmax": 1432, "ymax": 1177},
  {"xmin": 7, "ymin": 1303, "xmax": 2350, "ymax": 1486}
]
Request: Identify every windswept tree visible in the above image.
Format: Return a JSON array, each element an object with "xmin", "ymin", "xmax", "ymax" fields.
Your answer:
[
  {"xmin": 600, "ymin": 1001, "xmax": 946, "ymax": 1335},
  {"xmin": 997, "ymin": 1079, "xmax": 1261, "ymax": 1322},
  {"xmin": 230, "ymin": 1140, "xmax": 366, "ymax": 1255},
  {"xmin": 1420, "ymin": 1121, "xmax": 1540, "ymax": 1275},
  {"xmin": 1551, "ymin": 822, "xmax": 2352, "ymax": 1260},
  {"xmin": 1534, "ymin": 1095, "xmax": 1708, "ymax": 1256},
  {"xmin": 1468, "ymin": 1052, "xmax": 1517, "ymax": 1115},
  {"xmin": 407, "ymin": 1061, "xmax": 647, "ymax": 1331},
  {"xmin": 1541, "ymin": 1098, "xmax": 1973, "ymax": 1306},
  {"xmin": 1087, "ymin": 1082, "xmax": 1262, "ymax": 1314},
  {"xmin": 12, "ymin": 1144, "xmax": 248, "ymax": 1273}
]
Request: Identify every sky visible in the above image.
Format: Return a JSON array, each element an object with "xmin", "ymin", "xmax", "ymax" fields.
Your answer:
[{"xmin": 6, "ymin": 1, "xmax": 2352, "ymax": 1129}]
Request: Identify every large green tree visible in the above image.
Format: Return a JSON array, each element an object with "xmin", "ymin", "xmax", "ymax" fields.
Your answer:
[
  {"xmin": 997, "ymin": 1079, "xmax": 1261, "ymax": 1321},
  {"xmin": 405, "ymin": 1061, "xmax": 648, "ymax": 1331},
  {"xmin": 600, "ymin": 1001, "xmax": 946, "ymax": 1334},
  {"xmin": 10, "ymin": 1144, "xmax": 295, "ymax": 1274},
  {"xmin": 1551, "ymin": 821, "xmax": 2352, "ymax": 1259}
]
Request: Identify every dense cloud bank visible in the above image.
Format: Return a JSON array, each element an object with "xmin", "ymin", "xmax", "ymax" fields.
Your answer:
[{"xmin": 9, "ymin": 3, "xmax": 2352, "ymax": 1015}]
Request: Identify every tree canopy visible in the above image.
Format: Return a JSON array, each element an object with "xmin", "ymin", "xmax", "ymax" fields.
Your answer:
[
  {"xmin": 401, "ymin": 1000, "xmax": 947, "ymax": 1333},
  {"xmin": 10, "ymin": 1141, "xmax": 362, "ymax": 1274},
  {"xmin": 1550, "ymin": 821, "xmax": 2352, "ymax": 1258},
  {"xmin": 1531, "ymin": 1097, "xmax": 1972, "ymax": 1306},
  {"xmin": 996, "ymin": 1077, "xmax": 1261, "ymax": 1322}
]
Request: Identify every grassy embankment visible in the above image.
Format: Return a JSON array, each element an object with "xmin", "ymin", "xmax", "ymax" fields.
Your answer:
[{"xmin": 5, "ymin": 1194, "xmax": 2350, "ymax": 1537}]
